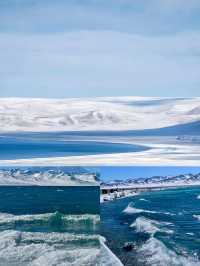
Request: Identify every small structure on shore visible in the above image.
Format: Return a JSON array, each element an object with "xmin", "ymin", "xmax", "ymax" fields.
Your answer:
[
  {"xmin": 100, "ymin": 185, "xmax": 161, "ymax": 202},
  {"xmin": 101, "ymin": 186, "xmax": 140, "ymax": 202}
]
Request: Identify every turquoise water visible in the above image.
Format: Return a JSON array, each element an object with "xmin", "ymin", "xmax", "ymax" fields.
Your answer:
[
  {"xmin": 101, "ymin": 187, "xmax": 200, "ymax": 266},
  {"xmin": 0, "ymin": 184, "xmax": 100, "ymax": 265},
  {"xmin": 0, "ymin": 186, "xmax": 99, "ymax": 215},
  {"xmin": 0, "ymin": 133, "xmax": 148, "ymax": 159}
]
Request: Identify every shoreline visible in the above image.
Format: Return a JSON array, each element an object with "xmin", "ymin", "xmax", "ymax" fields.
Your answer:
[
  {"xmin": 1, "ymin": 135, "xmax": 200, "ymax": 166},
  {"xmin": 100, "ymin": 190, "xmax": 139, "ymax": 203},
  {"xmin": 100, "ymin": 182, "xmax": 200, "ymax": 203},
  {"xmin": 100, "ymin": 238, "xmax": 124, "ymax": 266}
]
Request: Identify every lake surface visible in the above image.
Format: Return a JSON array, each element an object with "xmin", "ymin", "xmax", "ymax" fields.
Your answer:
[
  {"xmin": 101, "ymin": 187, "xmax": 200, "ymax": 266},
  {"xmin": 0, "ymin": 185, "xmax": 100, "ymax": 265},
  {"xmin": 0, "ymin": 133, "xmax": 149, "ymax": 160},
  {"xmin": 0, "ymin": 186, "xmax": 100, "ymax": 215}
]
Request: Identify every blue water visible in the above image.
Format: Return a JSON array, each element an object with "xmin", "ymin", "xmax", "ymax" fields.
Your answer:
[
  {"xmin": 101, "ymin": 187, "xmax": 200, "ymax": 266},
  {"xmin": 0, "ymin": 186, "xmax": 100, "ymax": 215},
  {"xmin": 0, "ymin": 133, "xmax": 148, "ymax": 159},
  {"xmin": 0, "ymin": 184, "xmax": 100, "ymax": 265}
]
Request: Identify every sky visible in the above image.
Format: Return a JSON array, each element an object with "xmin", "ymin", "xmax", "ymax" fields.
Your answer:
[
  {"xmin": 93, "ymin": 166, "xmax": 200, "ymax": 182},
  {"xmin": 0, "ymin": 0, "xmax": 200, "ymax": 98}
]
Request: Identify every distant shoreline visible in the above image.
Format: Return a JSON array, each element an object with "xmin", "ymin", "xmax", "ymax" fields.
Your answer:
[{"xmin": 100, "ymin": 182, "xmax": 200, "ymax": 203}]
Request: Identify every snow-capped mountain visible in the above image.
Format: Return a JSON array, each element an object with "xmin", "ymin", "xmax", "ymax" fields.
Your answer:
[
  {"xmin": 0, "ymin": 97, "xmax": 200, "ymax": 132},
  {"xmin": 101, "ymin": 173, "xmax": 200, "ymax": 187},
  {"xmin": 0, "ymin": 168, "xmax": 99, "ymax": 186}
]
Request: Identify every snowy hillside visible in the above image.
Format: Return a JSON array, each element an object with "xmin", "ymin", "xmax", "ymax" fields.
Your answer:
[
  {"xmin": 0, "ymin": 97, "xmax": 200, "ymax": 132},
  {"xmin": 102, "ymin": 173, "xmax": 200, "ymax": 188},
  {"xmin": 0, "ymin": 169, "xmax": 99, "ymax": 186}
]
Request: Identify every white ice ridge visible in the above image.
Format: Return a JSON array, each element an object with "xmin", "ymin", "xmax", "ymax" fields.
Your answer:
[
  {"xmin": 0, "ymin": 212, "xmax": 100, "ymax": 230},
  {"xmin": 0, "ymin": 230, "xmax": 100, "ymax": 266},
  {"xmin": 130, "ymin": 216, "xmax": 173, "ymax": 235},
  {"xmin": 123, "ymin": 203, "xmax": 157, "ymax": 214},
  {"xmin": 138, "ymin": 237, "xmax": 200, "ymax": 266},
  {"xmin": 0, "ymin": 97, "xmax": 200, "ymax": 132},
  {"xmin": 100, "ymin": 238, "xmax": 124, "ymax": 266},
  {"xmin": 193, "ymin": 215, "xmax": 200, "ymax": 221}
]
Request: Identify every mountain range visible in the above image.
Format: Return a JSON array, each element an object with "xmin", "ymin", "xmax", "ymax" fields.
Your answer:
[{"xmin": 101, "ymin": 173, "xmax": 200, "ymax": 188}]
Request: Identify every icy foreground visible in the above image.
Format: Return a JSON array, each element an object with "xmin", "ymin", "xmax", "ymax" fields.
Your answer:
[
  {"xmin": 100, "ymin": 240, "xmax": 124, "ymax": 266},
  {"xmin": 0, "ymin": 211, "xmax": 122, "ymax": 266},
  {"xmin": 0, "ymin": 212, "xmax": 101, "ymax": 266},
  {"xmin": 1, "ymin": 97, "xmax": 200, "ymax": 132},
  {"xmin": 0, "ymin": 169, "xmax": 99, "ymax": 186}
]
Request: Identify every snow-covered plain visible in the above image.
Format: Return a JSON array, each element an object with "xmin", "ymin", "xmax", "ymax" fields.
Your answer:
[
  {"xmin": 0, "ymin": 97, "xmax": 200, "ymax": 132},
  {"xmin": 0, "ymin": 97, "xmax": 200, "ymax": 166}
]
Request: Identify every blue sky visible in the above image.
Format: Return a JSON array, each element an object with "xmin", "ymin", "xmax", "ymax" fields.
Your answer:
[
  {"xmin": 0, "ymin": 0, "xmax": 200, "ymax": 98},
  {"xmin": 92, "ymin": 166, "xmax": 200, "ymax": 182}
]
